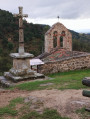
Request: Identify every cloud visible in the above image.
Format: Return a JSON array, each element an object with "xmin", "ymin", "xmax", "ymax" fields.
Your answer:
[
  {"xmin": 25, "ymin": 0, "xmax": 90, "ymax": 19},
  {"xmin": 0, "ymin": 0, "xmax": 90, "ymax": 19},
  {"xmin": 0, "ymin": 0, "xmax": 90, "ymax": 32}
]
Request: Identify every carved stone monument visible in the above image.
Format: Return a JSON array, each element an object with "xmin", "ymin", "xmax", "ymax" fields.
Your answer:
[{"xmin": 3, "ymin": 7, "xmax": 44, "ymax": 82}]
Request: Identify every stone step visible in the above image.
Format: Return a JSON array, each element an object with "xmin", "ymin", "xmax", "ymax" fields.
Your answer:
[
  {"xmin": 35, "ymin": 73, "xmax": 45, "ymax": 79},
  {"xmin": 0, "ymin": 71, "xmax": 45, "ymax": 88},
  {"xmin": 0, "ymin": 76, "xmax": 14, "ymax": 88},
  {"xmin": 4, "ymin": 72, "xmax": 45, "ymax": 83}
]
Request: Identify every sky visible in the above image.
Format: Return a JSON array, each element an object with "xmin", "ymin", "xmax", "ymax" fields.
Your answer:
[{"xmin": 0, "ymin": 0, "xmax": 90, "ymax": 33}]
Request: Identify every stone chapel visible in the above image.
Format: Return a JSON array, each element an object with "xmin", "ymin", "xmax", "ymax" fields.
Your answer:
[
  {"xmin": 37, "ymin": 22, "xmax": 90, "ymax": 75},
  {"xmin": 45, "ymin": 22, "xmax": 72, "ymax": 53}
]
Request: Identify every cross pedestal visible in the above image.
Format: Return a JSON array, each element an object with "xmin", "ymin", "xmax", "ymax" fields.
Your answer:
[{"xmin": 4, "ymin": 7, "xmax": 45, "ymax": 82}]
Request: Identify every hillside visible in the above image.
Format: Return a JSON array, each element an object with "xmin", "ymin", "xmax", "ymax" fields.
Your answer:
[
  {"xmin": 0, "ymin": 9, "xmax": 90, "ymax": 73},
  {"xmin": 70, "ymin": 30, "xmax": 90, "ymax": 51}
]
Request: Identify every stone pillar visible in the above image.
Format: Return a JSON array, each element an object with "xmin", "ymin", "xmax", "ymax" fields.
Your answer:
[
  {"xmin": 57, "ymin": 36, "xmax": 60, "ymax": 47},
  {"xmin": 13, "ymin": 6, "xmax": 28, "ymax": 55}
]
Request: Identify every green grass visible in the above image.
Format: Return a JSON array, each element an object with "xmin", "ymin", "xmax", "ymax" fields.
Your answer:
[
  {"xmin": 76, "ymin": 107, "xmax": 90, "ymax": 119},
  {"xmin": 12, "ymin": 69, "xmax": 90, "ymax": 91},
  {"xmin": 0, "ymin": 106, "xmax": 18, "ymax": 116},
  {"xmin": 9, "ymin": 97, "xmax": 24, "ymax": 107},
  {"xmin": 0, "ymin": 97, "xmax": 24, "ymax": 117},
  {"xmin": 19, "ymin": 109, "xmax": 70, "ymax": 119},
  {"xmin": 0, "ymin": 97, "xmax": 70, "ymax": 119}
]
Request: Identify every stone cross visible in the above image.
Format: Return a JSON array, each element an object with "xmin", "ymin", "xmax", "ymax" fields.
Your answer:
[{"xmin": 14, "ymin": 7, "xmax": 28, "ymax": 55}]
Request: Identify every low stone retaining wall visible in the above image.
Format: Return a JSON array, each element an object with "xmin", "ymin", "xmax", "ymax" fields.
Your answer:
[{"xmin": 38, "ymin": 54, "xmax": 90, "ymax": 74}]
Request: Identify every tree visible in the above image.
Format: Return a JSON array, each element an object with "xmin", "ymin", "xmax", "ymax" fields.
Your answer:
[{"xmin": 8, "ymin": 42, "xmax": 13, "ymax": 50}]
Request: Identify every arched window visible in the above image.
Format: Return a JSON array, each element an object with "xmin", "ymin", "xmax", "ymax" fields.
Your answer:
[
  {"xmin": 53, "ymin": 31, "xmax": 58, "ymax": 48},
  {"xmin": 60, "ymin": 31, "xmax": 65, "ymax": 47},
  {"xmin": 60, "ymin": 36, "xmax": 63, "ymax": 47}
]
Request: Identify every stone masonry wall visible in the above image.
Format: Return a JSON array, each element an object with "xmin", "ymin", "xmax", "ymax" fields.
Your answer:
[
  {"xmin": 45, "ymin": 22, "xmax": 72, "ymax": 53},
  {"xmin": 38, "ymin": 54, "xmax": 90, "ymax": 74}
]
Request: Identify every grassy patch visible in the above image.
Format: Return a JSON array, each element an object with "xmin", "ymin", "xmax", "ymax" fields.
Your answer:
[
  {"xmin": 9, "ymin": 97, "xmax": 24, "ymax": 107},
  {"xmin": 42, "ymin": 109, "xmax": 70, "ymax": 119},
  {"xmin": 0, "ymin": 97, "xmax": 70, "ymax": 119},
  {"xmin": 0, "ymin": 97, "xmax": 24, "ymax": 118},
  {"xmin": 15, "ymin": 81, "xmax": 49, "ymax": 91},
  {"xmin": 0, "ymin": 106, "xmax": 18, "ymax": 116},
  {"xmin": 19, "ymin": 109, "xmax": 70, "ymax": 119},
  {"xmin": 13, "ymin": 69, "xmax": 90, "ymax": 91},
  {"xmin": 76, "ymin": 107, "xmax": 90, "ymax": 119}
]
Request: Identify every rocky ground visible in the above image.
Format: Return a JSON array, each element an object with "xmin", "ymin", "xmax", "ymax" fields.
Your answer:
[{"xmin": 0, "ymin": 88, "xmax": 90, "ymax": 119}]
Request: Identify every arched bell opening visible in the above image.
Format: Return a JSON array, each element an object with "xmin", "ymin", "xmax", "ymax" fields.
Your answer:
[
  {"xmin": 53, "ymin": 31, "xmax": 58, "ymax": 48},
  {"xmin": 60, "ymin": 31, "xmax": 65, "ymax": 48},
  {"xmin": 60, "ymin": 36, "xmax": 63, "ymax": 47}
]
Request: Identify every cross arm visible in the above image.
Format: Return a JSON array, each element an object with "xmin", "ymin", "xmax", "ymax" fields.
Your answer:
[
  {"xmin": 13, "ymin": 14, "xmax": 20, "ymax": 17},
  {"xmin": 13, "ymin": 14, "xmax": 28, "ymax": 18},
  {"xmin": 23, "ymin": 14, "xmax": 28, "ymax": 18}
]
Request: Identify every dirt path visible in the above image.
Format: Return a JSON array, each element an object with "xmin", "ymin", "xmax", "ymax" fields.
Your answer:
[{"xmin": 0, "ymin": 89, "xmax": 90, "ymax": 119}]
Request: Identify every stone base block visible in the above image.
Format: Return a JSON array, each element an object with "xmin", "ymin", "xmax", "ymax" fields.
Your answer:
[
  {"xmin": 10, "ymin": 53, "xmax": 34, "ymax": 59},
  {"xmin": 10, "ymin": 68, "xmax": 35, "ymax": 76},
  {"xmin": 4, "ymin": 72, "xmax": 45, "ymax": 83}
]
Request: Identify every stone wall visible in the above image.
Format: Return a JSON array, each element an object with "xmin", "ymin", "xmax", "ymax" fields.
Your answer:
[
  {"xmin": 45, "ymin": 22, "xmax": 72, "ymax": 53},
  {"xmin": 38, "ymin": 54, "xmax": 90, "ymax": 74}
]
